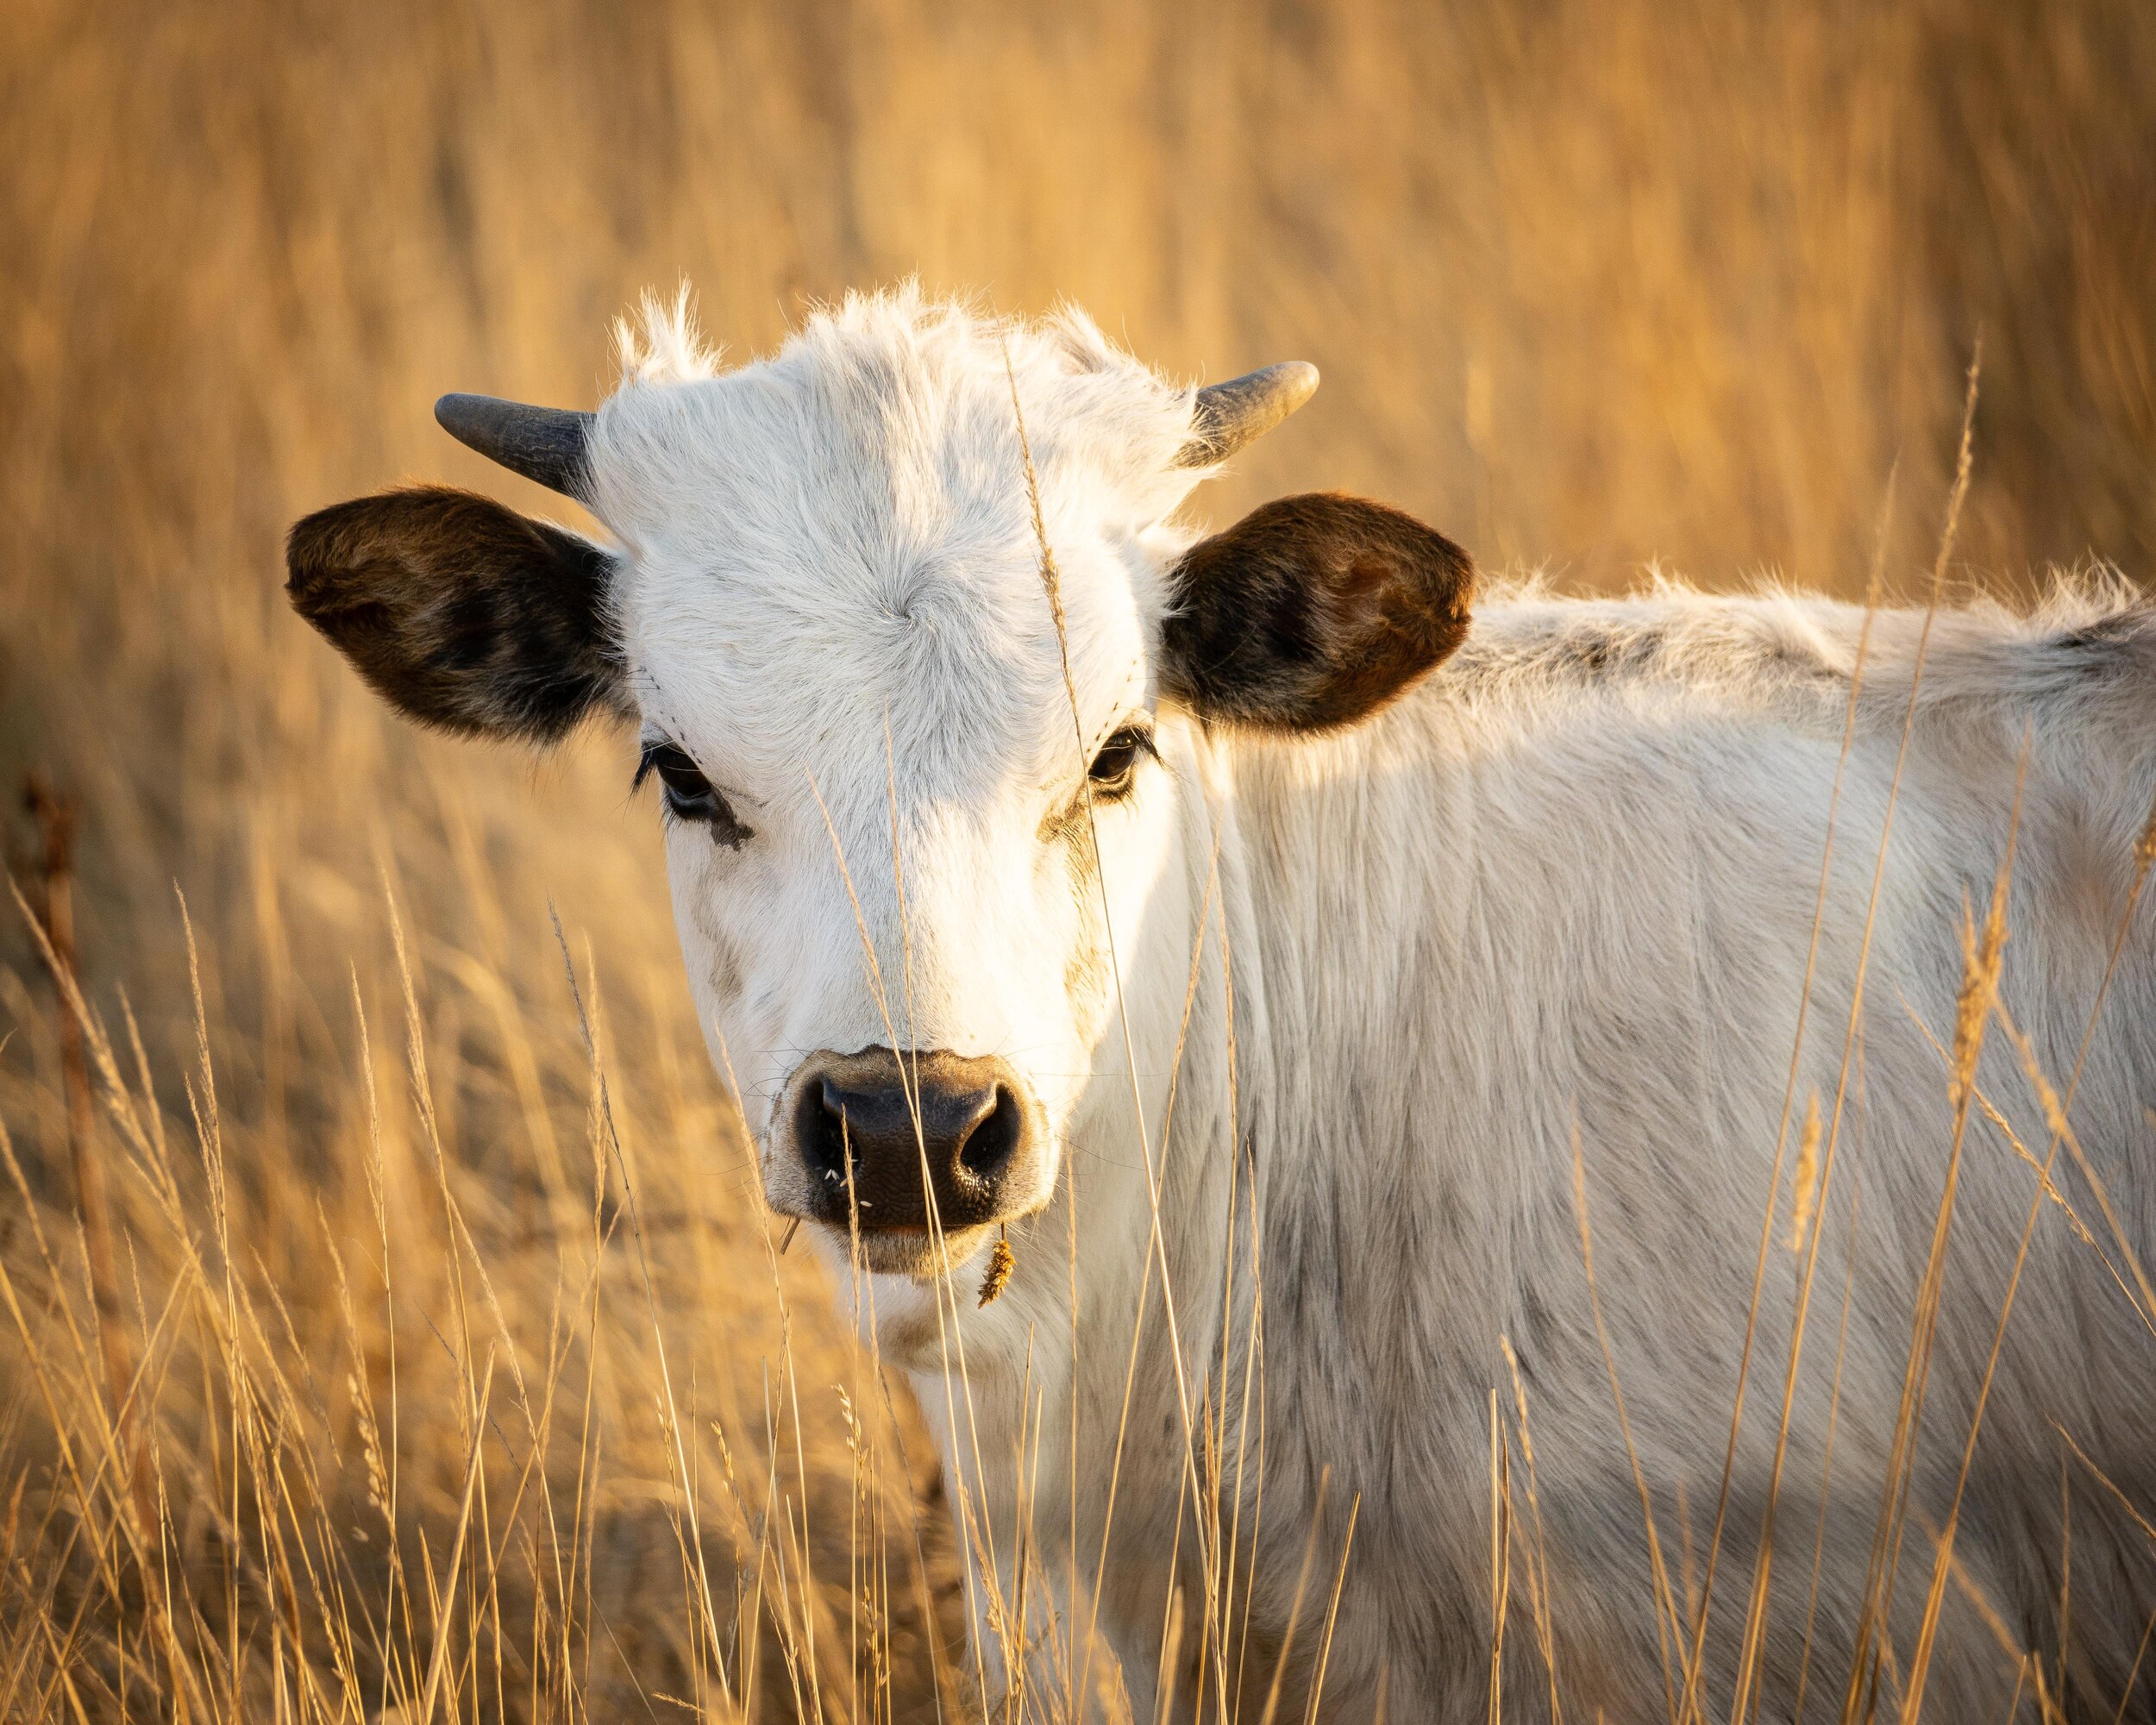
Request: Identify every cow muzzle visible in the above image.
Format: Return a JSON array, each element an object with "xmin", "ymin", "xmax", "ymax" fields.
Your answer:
[{"xmin": 779, "ymin": 1046, "xmax": 1046, "ymax": 1239}]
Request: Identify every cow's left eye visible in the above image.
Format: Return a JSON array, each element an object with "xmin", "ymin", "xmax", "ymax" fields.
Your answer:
[
  {"xmin": 636, "ymin": 741, "xmax": 752, "ymax": 847},
  {"xmin": 1087, "ymin": 724, "xmax": 1156, "ymax": 800}
]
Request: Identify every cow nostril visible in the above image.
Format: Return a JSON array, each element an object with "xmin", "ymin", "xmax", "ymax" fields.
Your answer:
[
  {"xmin": 957, "ymin": 1087, "xmax": 1023, "ymax": 1182},
  {"xmin": 804, "ymin": 1079, "xmax": 857, "ymax": 1185}
]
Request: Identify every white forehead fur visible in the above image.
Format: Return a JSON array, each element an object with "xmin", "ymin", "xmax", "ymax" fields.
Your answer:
[{"xmin": 586, "ymin": 287, "xmax": 1210, "ymax": 821}]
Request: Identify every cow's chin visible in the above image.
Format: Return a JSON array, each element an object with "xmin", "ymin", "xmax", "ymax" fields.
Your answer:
[{"xmin": 819, "ymin": 1220, "xmax": 1000, "ymax": 1283}]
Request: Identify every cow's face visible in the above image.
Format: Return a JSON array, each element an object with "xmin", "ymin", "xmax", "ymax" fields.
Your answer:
[{"xmin": 287, "ymin": 292, "xmax": 1472, "ymax": 1283}]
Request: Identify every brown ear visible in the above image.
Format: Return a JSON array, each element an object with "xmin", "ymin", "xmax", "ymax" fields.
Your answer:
[
  {"xmin": 286, "ymin": 486, "xmax": 625, "ymax": 743},
  {"xmin": 1161, "ymin": 492, "xmax": 1475, "ymax": 731}
]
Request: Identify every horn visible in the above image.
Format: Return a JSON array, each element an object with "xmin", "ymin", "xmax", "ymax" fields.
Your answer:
[
  {"xmin": 1174, "ymin": 361, "xmax": 1320, "ymax": 468},
  {"xmin": 435, "ymin": 394, "xmax": 595, "ymax": 499}
]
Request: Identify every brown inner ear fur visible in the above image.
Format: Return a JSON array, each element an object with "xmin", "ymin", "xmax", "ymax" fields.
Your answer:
[
  {"xmin": 286, "ymin": 486, "xmax": 624, "ymax": 743},
  {"xmin": 1161, "ymin": 492, "xmax": 1476, "ymax": 731}
]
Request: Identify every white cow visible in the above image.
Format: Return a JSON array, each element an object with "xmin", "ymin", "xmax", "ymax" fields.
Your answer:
[{"xmin": 289, "ymin": 288, "xmax": 2156, "ymax": 1722}]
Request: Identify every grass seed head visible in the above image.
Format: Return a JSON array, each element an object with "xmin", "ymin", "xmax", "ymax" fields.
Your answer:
[
  {"xmin": 1949, "ymin": 886, "xmax": 2008, "ymax": 1114},
  {"xmin": 1789, "ymin": 1089, "xmax": 1822, "ymax": 1252},
  {"xmin": 978, "ymin": 1231, "xmax": 1016, "ymax": 1308}
]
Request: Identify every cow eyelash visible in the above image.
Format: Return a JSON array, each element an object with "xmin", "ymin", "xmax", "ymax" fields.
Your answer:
[
  {"xmin": 1086, "ymin": 723, "xmax": 1157, "ymax": 802},
  {"xmin": 636, "ymin": 740, "xmax": 753, "ymax": 848}
]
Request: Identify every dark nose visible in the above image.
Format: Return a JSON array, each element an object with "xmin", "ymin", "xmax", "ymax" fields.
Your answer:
[{"xmin": 791, "ymin": 1046, "xmax": 1033, "ymax": 1231}]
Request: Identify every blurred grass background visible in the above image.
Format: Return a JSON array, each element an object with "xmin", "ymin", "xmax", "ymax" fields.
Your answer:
[{"xmin": 1, "ymin": 0, "xmax": 2153, "ymax": 1716}]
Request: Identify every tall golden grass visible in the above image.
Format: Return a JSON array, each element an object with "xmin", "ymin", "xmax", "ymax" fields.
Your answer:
[{"xmin": 2, "ymin": 0, "xmax": 2154, "ymax": 1717}]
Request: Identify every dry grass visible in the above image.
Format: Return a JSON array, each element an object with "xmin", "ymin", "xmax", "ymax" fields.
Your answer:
[{"xmin": 3, "ymin": 0, "xmax": 2155, "ymax": 1718}]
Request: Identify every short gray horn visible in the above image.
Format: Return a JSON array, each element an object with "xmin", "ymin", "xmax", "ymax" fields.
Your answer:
[
  {"xmin": 435, "ymin": 394, "xmax": 595, "ymax": 499},
  {"xmin": 1174, "ymin": 361, "xmax": 1320, "ymax": 468}
]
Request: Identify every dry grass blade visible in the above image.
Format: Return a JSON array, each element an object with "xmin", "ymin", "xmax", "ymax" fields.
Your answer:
[
  {"xmin": 415, "ymin": 1349, "xmax": 496, "ymax": 1725},
  {"xmin": 1489, "ymin": 1389, "xmax": 1511, "ymax": 1725},
  {"xmin": 1711, "ymin": 341, "xmax": 1983, "ymax": 1725},
  {"xmin": 1302, "ymin": 1493, "xmax": 1360, "ymax": 1725},
  {"xmin": 1501, "ymin": 1337, "xmax": 1569, "ymax": 1724},
  {"xmin": 1570, "ymin": 1125, "xmax": 1689, "ymax": 1719},
  {"xmin": 1253, "ymin": 1467, "xmax": 1332, "ymax": 1725},
  {"xmin": 1005, "ymin": 336, "xmax": 1240, "ymax": 1709}
]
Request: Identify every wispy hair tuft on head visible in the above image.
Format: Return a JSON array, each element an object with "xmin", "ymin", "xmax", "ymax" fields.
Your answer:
[{"xmin": 614, "ymin": 281, "xmax": 722, "ymax": 386}]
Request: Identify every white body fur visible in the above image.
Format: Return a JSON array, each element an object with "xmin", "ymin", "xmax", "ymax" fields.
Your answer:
[{"xmin": 587, "ymin": 292, "xmax": 2156, "ymax": 1721}]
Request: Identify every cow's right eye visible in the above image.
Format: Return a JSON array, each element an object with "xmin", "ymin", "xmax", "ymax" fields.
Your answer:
[
  {"xmin": 636, "ymin": 741, "xmax": 752, "ymax": 847},
  {"xmin": 1087, "ymin": 723, "xmax": 1156, "ymax": 801}
]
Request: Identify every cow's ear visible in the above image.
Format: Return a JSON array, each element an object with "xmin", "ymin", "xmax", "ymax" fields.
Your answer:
[
  {"xmin": 286, "ymin": 486, "xmax": 627, "ymax": 743},
  {"xmin": 1161, "ymin": 492, "xmax": 1475, "ymax": 731}
]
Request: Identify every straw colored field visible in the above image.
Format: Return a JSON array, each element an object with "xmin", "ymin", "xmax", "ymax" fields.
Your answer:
[{"xmin": 2, "ymin": 0, "xmax": 2153, "ymax": 1718}]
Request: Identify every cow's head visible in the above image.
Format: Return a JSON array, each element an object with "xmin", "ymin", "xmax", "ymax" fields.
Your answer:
[{"xmin": 288, "ymin": 292, "xmax": 1472, "ymax": 1285}]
